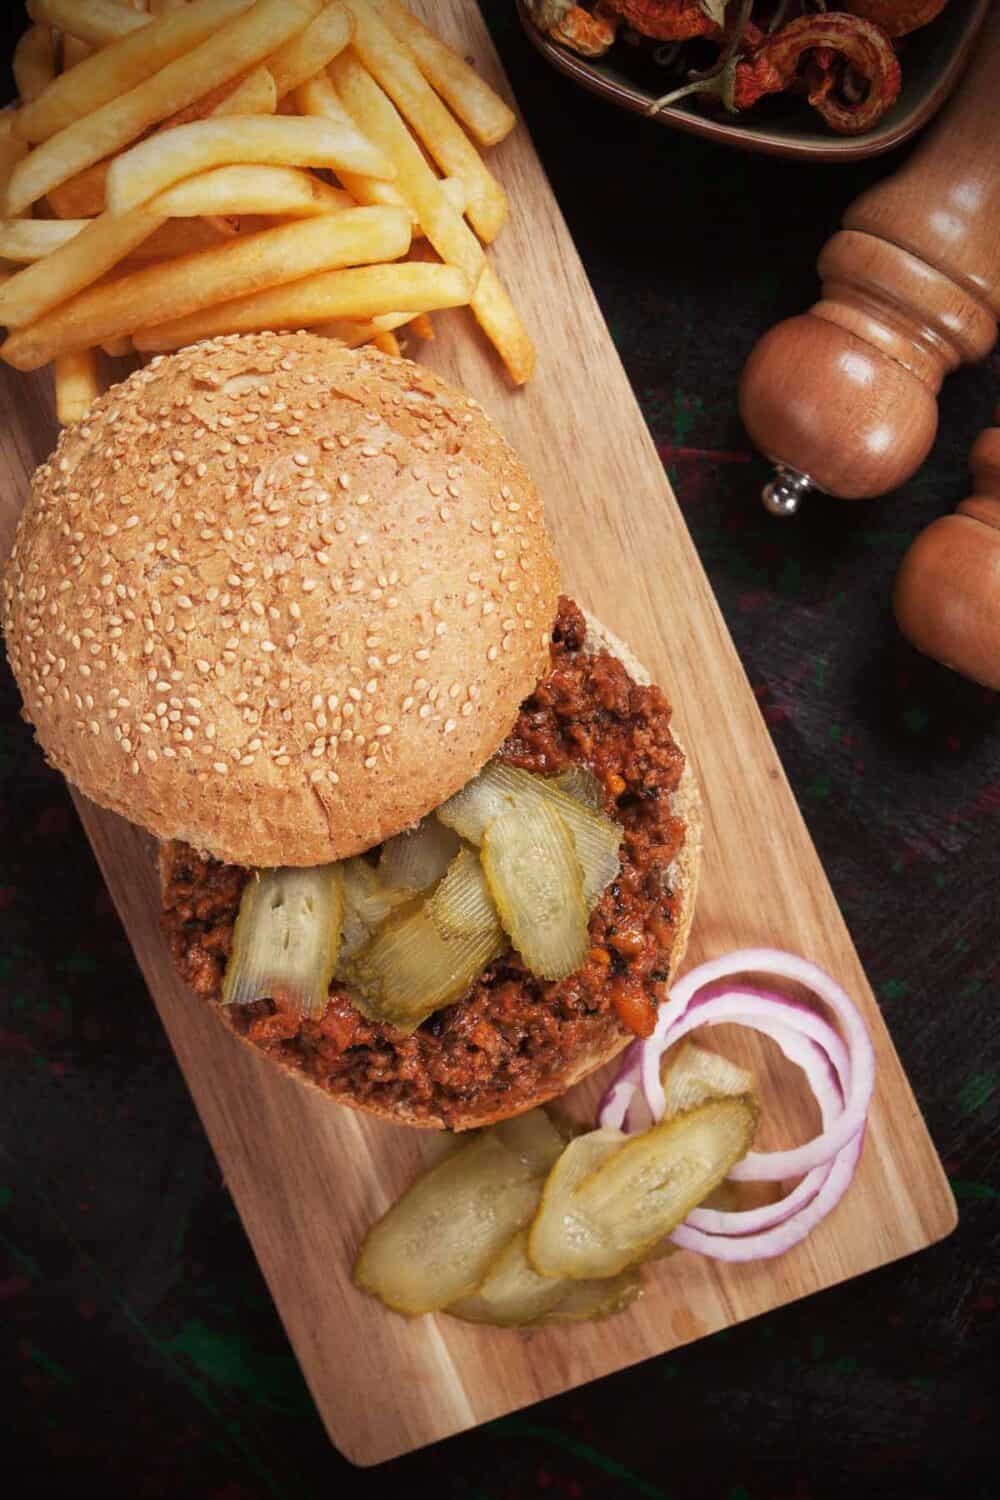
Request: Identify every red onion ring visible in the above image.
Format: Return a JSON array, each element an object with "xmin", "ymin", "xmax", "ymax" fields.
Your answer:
[
  {"xmin": 641, "ymin": 951, "xmax": 873, "ymax": 1180},
  {"xmin": 597, "ymin": 1042, "xmax": 640, "ymax": 1132}
]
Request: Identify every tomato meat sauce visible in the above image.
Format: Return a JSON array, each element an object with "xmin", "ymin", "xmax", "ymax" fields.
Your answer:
[{"xmin": 161, "ymin": 598, "xmax": 688, "ymax": 1126}]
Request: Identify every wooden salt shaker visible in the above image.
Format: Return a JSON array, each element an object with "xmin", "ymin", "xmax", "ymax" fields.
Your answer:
[
  {"xmin": 894, "ymin": 405, "xmax": 1000, "ymax": 689},
  {"xmin": 739, "ymin": 3, "xmax": 1000, "ymax": 516}
]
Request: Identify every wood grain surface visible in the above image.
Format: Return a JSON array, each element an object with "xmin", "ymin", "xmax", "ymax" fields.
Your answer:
[{"xmin": 0, "ymin": 2, "xmax": 956, "ymax": 1468}]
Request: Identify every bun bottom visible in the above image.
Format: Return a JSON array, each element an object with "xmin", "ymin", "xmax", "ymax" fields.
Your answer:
[{"xmin": 161, "ymin": 611, "xmax": 702, "ymax": 1131}]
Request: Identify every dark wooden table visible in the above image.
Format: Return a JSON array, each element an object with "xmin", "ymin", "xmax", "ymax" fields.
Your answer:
[{"xmin": 1, "ymin": 6, "xmax": 996, "ymax": 1497}]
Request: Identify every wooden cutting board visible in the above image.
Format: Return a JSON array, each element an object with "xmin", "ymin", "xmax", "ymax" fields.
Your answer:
[{"xmin": 0, "ymin": 2, "xmax": 956, "ymax": 1468}]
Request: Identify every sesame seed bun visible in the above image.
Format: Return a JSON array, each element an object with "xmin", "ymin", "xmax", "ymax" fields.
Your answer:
[{"xmin": 2, "ymin": 333, "xmax": 560, "ymax": 867}]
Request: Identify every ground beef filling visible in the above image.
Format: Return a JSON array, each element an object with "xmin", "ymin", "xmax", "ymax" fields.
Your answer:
[{"xmin": 160, "ymin": 598, "xmax": 687, "ymax": 1125}]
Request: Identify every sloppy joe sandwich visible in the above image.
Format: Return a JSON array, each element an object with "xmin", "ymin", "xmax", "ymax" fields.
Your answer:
[{"xmin": 2, "ymin": 331, "xmax": 700, "ymax": 1129}]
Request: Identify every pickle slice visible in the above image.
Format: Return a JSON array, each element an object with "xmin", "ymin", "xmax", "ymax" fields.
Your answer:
[
  {"xmin": 338, "ymin": 857, "xmax": 415, "ymax": 966},
  {"xmin": 353, "ymin": 1134, "xmax": 543, "ymax": 1315},
  {"xmin": 482, "ymin": 801, "xmax": 589, "ymax": 981},
  {"xmin": 529, "ymin": 1098, "xmax": 759, "ymax": 1280},
  {"xmin": 552, "ymin": 764, "xmax": 605, "ymax": 813},
  {"xmin": 436, "ymin": 765, "xmax": 516, "ymax": 842},
  {"xmin": 379, "ymin": 816, "xmax": 460, "ymax": 892},
  {"xmin": 427, "ymin": 846, "xmax": 499, "ymax": 940},
  {"xmin": 526, "ymin": 1128, "xmax": 627, "ymax": 1279},
  {"xmin": 536, "ymin": 1268, "xmax": 643, "ymax": 1324},
  {"xmin": 492, "ymin": 1108, "xmax": 566, "ymax": 1175},
  {"xmin": 446, "ymin": 1229, "xmax": 569, "ymax": 1326},
  {"xmin": 342, "ymin": 902, "xmax": 504, "ymax": 1033},
  {"xmin": 661, "ymin": 1041, "xmax": 755, "ymax": 1117},
  {"xmin": 439, "ymin": 761, "xmax": 621, "ymax": 914},
  {"xmin": 222, "ymin": 864, "xmax": 343, "ymax": 1021}
]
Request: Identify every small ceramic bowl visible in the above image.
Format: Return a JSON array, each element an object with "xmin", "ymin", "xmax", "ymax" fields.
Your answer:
[{"xmin": 516, "ymin": 0, "xmax": 989, "ymax": 161}]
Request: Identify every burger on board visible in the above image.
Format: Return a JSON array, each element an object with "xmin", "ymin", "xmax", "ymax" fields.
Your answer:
[{"xmin": 1, "ymin": 332, "xmax": 700, "ymax": 1129}]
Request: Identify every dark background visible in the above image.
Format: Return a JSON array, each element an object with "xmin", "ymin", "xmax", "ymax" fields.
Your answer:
[{"xmin": 1, "ymin": 5, "xmax": 997, "ymax": 1498}]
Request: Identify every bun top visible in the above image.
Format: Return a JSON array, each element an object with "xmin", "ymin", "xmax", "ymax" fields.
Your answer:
[{"xmin": 2, "ymin": 333, "xmax": 560, "ymax": 866}]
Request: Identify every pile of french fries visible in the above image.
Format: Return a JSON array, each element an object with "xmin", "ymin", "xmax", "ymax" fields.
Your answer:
[{"xmin": 0, "ymin": 0, "xmax": 530, "ymax": 426}]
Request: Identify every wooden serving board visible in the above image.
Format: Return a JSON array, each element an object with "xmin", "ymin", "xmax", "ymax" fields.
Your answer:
[{"xmin": 0, "ymin": 3, "xmax": 955, "ymax": 1469}]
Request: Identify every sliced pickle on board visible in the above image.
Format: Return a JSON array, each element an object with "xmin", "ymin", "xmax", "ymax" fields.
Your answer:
[
  {"xmin": 353, "ymin": 1134, "xmax": 543, "ymax": 1316},
  {"xmin": 446, "ymin": 1229, "xmax": 567, "ymax": 1326},
  {"xmin": 482, "ymin": 800, "xmax": 589, "ymax": 981},
  {"xmin": 492, "ymin": 1108, "xmax": 566, "ymax": 1175},
  {"xmin": 527, "ymin": 1128, "xmax": 628, "ymax": 1279},
  {"xmin": 536, "ymin": 1267, "xmax": 643, "ymax": 1324},
  {"xmin": 530, "ymin": 1098, "xmax": 759, "ymax": 1279},
  {"xmin": 378, "ymin": 816, "xmax": 460, "ymax": 891},
  {"xmin": 342, "ymin": 902, "xmax": 505, "ymax": 1033},
  {"xmin": 427, "ymin": 846, "xmax": 500, "ymax": 940},
  {"xmin": 222, "ymin": 864, "xmax": 343, "ymax": 1020},
  {"xmin": 661, "ymin": 1040, "xmax": 755, "ymax": 1117}
]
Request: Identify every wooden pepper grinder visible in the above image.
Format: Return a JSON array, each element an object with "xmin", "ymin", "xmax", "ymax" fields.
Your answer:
[
  {"xmin": 739, "ymin": 4, "xmax": 1000, "ymax": 517},
  {"xmin": 893, "ymin": 405, "xmax": 1000, "ymax": 690}
]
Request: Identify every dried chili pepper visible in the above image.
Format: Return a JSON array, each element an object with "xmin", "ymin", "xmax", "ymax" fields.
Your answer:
[
  {"xmin": 602, "ymin": 0, "xmax": 722, "ymax": 42},
  {"xmin": 553, "ymin": 4, "xmax": 619, "ymax": 54},
  {"xmin": 842, "ymin": 0, "xmax": 949, "ymax": 40},
  {"xmin": 524, "ymin": 0, "xmax": 619, "ymax": 56},
  {"xmin": 731, "ymin": 13, "xmax": 902, "ymax": 133},
  {"xmin": 648, "ymin": 11, "xmax": 901, "ymax": 134}
]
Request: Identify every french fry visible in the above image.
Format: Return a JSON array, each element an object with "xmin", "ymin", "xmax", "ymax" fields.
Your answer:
[
  {"xmin": 13, "ymin": 25, "xmax": 57, "ymax": 107},
  {"xmin": 204, "ymin": 66, "xmax": 277, "ymax": 119},
  {"xmin": 45, "ymin": 160, "xmax": 109, "ymax": 218},
  {"xmin": 265, "ymin": 5, "xmax": 353, "ymax": 100},
  {"xmin": 5, "ymin": 0, "xmax": 321, "ymax": 216},
  {"xmin": 343, "ymin": 1, "xmax": 507, "ymax": 243},
  {"xmin": 15, "ymin": 0, "xmax": 256, "ymax": 145},
  {"xmin": 107, "ymin": 115, "xmax": 394, "ymax": 216},
  {"xmin": 312, "ymin": 316, "xmax": 387, "ymax": 347},
  {"xmin": 370, "ymin": 0, "xmax": 515, "ymax": 148},
  {"xmin": 401, "ymin": 199, "xmax": 531, "ymax": 381},
  {"xmin": 160, "ymin": 63, "xmax": 276, "ymax": 130},
  {"xmin": 0, "ymin": 206, "xmax": 165, "ymax": 328},
  {"xmin": 406, "ymin": 310, "xmax": 433, "ymax": 340},
  {"xmin": 328, "ymin": 53, "xmax": 530, "ymax": 380},
  {"xmin": 438, "ymin": 175, "xmax": 466, "ymax": 217},
  {"xmin": 372, "ymin": 328, "xmax": 401, "ymax": 357},
  {"xmin": 26, "ymin": 0, "xmax": 151, "ymax": 48},
  {"xmin": 149, "ymin": 164, "xmax": 351, "ymax": 218},
  {"xmin": 126, "ymin": 215, "xmax": 239, "ymax": 261},
  {"xmin": 2, "ymin": 207, "xmax": 412, "ymax": 369},
  {"xmin": 0, "ymin": 218, "xmax": 88, "ymax": 262},
  {"xmin": 295, "ymin": 73, "xmax": 413, "ymax": 221},
  {"xmin": 1, "ymin": 116, "xmax": 29, "ymax": 215},
  {"xmin": 328, "ymin": 52, "xmax": 483, "ymax": 286},
  {"xmin": 131, "ymin": 259, "xmax": 469, "ymax": 350},
  {"xmin": 61, "ymin": 35, "xmax": 93, "ymax": 70},
  {"xmin": 149, "ymin": 0, "xmax": 190, "ymax": 13},
  {"xmin": 468, "ymin": 263, "xmax": 535, "ymax": 385},
  {"xmin": 54, "ymin": 347, "xmax": 101, "ymax": 424},
  {"xmin": 46, "ymin": 67, "xmax": 277, "ymax": 221}
]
